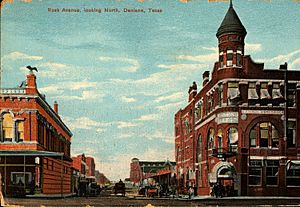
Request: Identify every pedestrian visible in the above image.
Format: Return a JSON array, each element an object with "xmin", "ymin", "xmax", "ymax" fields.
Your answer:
[{"xmin": 188, "ymin": 186, "xmax": 194, "ymax": 199}]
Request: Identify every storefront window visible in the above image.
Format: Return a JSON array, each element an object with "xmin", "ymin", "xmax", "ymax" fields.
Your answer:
[
  {"xmin": 286, "ymin": 161, "xmax": 300, "ymax": 186},
  {"xmin": 287, "ymin": 121, "xmax": 296, "ymax": 148},
  {"xmin": 266, "ymin": 160, "xmax": 279, "ymax": 186},
  {"xmin": 249, "ymin": 160, "xmax": 262, "ymax": 186}
]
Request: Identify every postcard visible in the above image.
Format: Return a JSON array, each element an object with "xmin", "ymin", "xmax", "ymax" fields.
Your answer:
[{"xmin": 1, "ymin": 0, "xmax": 300, "ymax": 206}]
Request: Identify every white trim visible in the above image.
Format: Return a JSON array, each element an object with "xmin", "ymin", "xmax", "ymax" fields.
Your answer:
[{"xmin": 195, "ymin": 114, "xmax": 216, "ymax": 130}]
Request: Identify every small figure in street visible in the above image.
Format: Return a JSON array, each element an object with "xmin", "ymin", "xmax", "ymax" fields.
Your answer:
[{"xmin": 188, "ymin": 186, "xmax": 194, "ymax": 199}]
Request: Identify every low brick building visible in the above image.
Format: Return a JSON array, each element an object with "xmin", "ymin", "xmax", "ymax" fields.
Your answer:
[
  {"xmin": 0, "ymin": 71, "xmax": 72, "ymax": 196},
  {"xmin": 175, "ymin": 2, "xmax": 300, "ymax": 196}
]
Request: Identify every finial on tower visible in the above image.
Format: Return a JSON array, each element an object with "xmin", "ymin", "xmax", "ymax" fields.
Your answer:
[{"xmin": 229, "ymin": 0, "xmax": 233, "ymax": 8}]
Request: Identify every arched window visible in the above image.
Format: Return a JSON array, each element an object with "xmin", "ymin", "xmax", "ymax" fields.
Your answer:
[
  {"xmin": 249, "ymin": 122, "xmax": 279, "ymax": 148},
  {"xmin": 196, "ymin": 135, "xmax": 202, "ymax": 163},
  {"xmin": 16, "ymin": 121, "xmax": 24, "ymax": 142},
  {"xmin": 208, "ymin": 128, "xmax": 215, "ymax": 149},
  {"xmin": 217, "ymin": 129, "xmax": 222, "ymax": 148},
  {"xmin": 228, "ymin": 127, "xmax": 238, "ymax": 152},
  {"xmin": 2, "ymin": 113, "xmax": 13, "ymax": 142}
]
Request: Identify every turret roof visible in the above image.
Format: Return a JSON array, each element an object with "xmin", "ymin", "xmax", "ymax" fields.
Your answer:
[{"xmin": 216, "ymin": 1, "xmax": 247, "ymax": 37}]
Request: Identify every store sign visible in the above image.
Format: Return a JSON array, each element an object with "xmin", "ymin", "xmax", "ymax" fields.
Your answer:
[
  {"xmin": 216, "ymin": 112, "xmax": 239, "ymax": 124},
  {"xmin": 241, "ymin": 110, "xmax": 283, "ymax": 115}
]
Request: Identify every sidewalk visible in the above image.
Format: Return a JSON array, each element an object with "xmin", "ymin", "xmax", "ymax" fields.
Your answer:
[
  {"xmin": 26, "ymin": 193, "xmax": 76, "ymax": 199},
  {"xmin": 181, "ymin": 195, "xmax": 300, "ymax": 201}
]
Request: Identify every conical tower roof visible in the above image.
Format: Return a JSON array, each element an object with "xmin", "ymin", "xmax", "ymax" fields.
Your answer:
[{"xmin": 216, "ymin": 2, "xmax": 247, "ymax": 37}]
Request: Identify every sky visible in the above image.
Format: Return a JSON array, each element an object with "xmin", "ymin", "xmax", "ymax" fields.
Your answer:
[{"xmin": 1, "ymin": 0, "xmax": 299, "ymax": 181}]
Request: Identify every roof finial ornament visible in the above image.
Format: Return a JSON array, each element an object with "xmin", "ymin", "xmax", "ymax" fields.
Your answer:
[{"xmin": 229, "ymin": 0, "xmax": 233, "ymax": 8}]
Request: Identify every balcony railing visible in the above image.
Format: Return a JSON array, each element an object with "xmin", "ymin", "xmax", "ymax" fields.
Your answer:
[
  {"xmin": 211, "ymin": 147, "xmax": 237, "ymax": 160},
  {"xmin": 0, "ymin": 88, "xmax": 26, "ymax": 94}
]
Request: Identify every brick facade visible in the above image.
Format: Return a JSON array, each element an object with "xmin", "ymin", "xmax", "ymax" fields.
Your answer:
[
  {"xmin": 0, "ymin": 72, "xmax": 73, "ymax": 196},
  {"xmin": 175, "ymin": 3, "xmax": 300, "ymax": 196}
]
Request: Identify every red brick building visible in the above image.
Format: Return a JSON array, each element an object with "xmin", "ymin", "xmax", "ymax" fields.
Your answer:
[
  {"xmin": 130, "ymin": 158, "xmax": 175, "ymax": 186},
  {"xmin": 0, "ymin": 71, "xmax": 73, "ymax": 196},
  {"xmin": 86, "ymin": 157, "xmax": 95, "ymax": 178},
  {"xmin": 175, "ymin": 2, "xmax": 300, "ymax": 196}
]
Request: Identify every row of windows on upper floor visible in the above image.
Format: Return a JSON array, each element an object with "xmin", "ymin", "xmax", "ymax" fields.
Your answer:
[
  {"xmin": 0, "ymin": 112, "xmax": 70, "ymax": 156},
  {"xmin": 194, "ymin": 82, "xmax": 297, "ymax": 122},
  {"xmin": 176, "ymin": 120, "xmax": 297, "ymax": 162},
  {"xmin": 219, "ymin": 49, "xmax": 243, "ymax": 68}
]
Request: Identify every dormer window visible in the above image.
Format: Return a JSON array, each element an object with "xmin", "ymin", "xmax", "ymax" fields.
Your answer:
[
  {"xmin": 219, "ymin": 52, "xmax": 224, "ymax": 68},
  {"xmin": 236, "ymin": 49, "xmax": 242, "ymax": 66},
  {"xmin": 227, "ymin": 82, "xmax": 240, "ymax": 105},
  {"xmin": 226, "ymin": 49, "xmax": 233, "ymax": 66}
]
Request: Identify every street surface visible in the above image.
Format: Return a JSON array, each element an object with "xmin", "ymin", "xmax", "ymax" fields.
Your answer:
[{"xmin": 4, "ymin": 195, "xmax": 300, "ymax": 207}]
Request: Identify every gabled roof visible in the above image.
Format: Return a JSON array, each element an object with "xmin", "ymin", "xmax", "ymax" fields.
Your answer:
[{"xmin": 216, "ymin": 2, "xmax": 247, "ymax": 37}]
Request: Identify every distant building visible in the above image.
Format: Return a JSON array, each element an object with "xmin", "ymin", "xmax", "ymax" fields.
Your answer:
[
  {"xmin": 0, "ymin": 71, "xmax": 72, "ymax": 196},
  {"xmin": 86, "ymin": 157, "xmax": 95, "ymax": 178},
  {"xmin": 129, "ymin": 158, "xmax": 176, "ymax": 186},
  {"xmin": 175, "ymin": 2, "xmax": 300, "ymax": 196},
  {"xmin": 95, "ymin": 170, "xmax": 110, "ymax": 187}
]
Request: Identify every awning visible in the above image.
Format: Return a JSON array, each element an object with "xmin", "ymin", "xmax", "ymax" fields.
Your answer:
[
  {"xmin": 260, "ymin": 89, "xmax": 271, "ymax": 99},
  {"xmin": 248, "ymin": 89, "xmax": 259, "ymax": 99},
  {"xmin": 228, "ymin": 88, "xmax": 240, "ymax": 100},
  {"xmin": 286, "ymin": 160, "xmax": 300, "ymax": 170},
  {"xmin": 0, "ymin": 150, "xmax": 71, "ymax": 161},
  {"xmin": 272, "ymin": 89, "xmax": 283, "ymax": 99}
]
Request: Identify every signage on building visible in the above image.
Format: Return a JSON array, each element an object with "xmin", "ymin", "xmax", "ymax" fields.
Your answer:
[
  {"xmin": 241, "ymin": 110, "xmax": 283, "ymax": 115},
  {"xmin": 216, "ymin": 112, "xmax": 239, "ymax": 124}
]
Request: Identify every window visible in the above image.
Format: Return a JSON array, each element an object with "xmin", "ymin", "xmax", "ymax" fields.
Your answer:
[
  {"xmin": 218, "ymin": 129, "xmax": 222, "ymax": 148},
  {"xmin": 194, "ymin": 101, "xmax": 202, "ymax": 122},
  {"xmin": 16, "ymin": 121, "xmax": 24, "ymax": 142},
  {"xmin": 287, "ymin": 121, "xmax": 296, "ymax": 148},
  {"xmin": 250, "ymin": 129, "xmax": 256, "ymax": 147},
  {"xmin": 259, "ymin": 122, "xmax": 269, "ymax": 147},
  {"xmin": 266, "ymin": 160, "xmax": 279, "ymax": 186},
  {"xmin": 226, "ymin": 49, "xmax": 233, "ymax": 66},
  {"xmin": 236, "ymin": 49, "xmax": 242, "ymax": 66},
  {"xmin": 218, "ymin": 84, "xmax": 223, "ymax": 107},
  {"xmin": 208, "ymin": 128, "xmax": 215, "ymax": 149},
  {"xmin": 219, "ymin": 52, "xmax": 224, "ymax": 68},
  {"xmin": 287, "ymin": 83, "xmax": 296, "ymax": 107},
  {"xmin": 260, "ymin": 83, "xmax": 271, "ymax": 105},
  {"xmin": 2, "ymin": 113, "xmax": 13, "ymax": 142},
  {"xmin": 250, "ymin": 122, "xmax": 279, "ymax": 148},
  {"xmin": 272, "ymin": 83, "xmax": 283, "ymax": 106},
  {"xmin": 196, "ymin": 135, "xmax": 202, "ymax": 163},
  {"xmin": 249, "ymin": 160, "xmax": 262, "ymax": 186},
  {"xmin": 11, "ymin": 172, "xmax": 32, "ymax": 185},
  {"xmin": 228, "ymin": 127, "xmax": 238, "ymax": 152},
  {"xmin": 271, "ymin": 126, "xmax": 279, "ymax": 148},
  {"xmin": 227, "ymin": 82, "xmax": 240, "ymax": 105},
  {"xmin": 286, "ymin": 161, "xmax": 300, "ymax": 186},
  {"xmin": 248, "ymin": 82, "xmax": 259, "ymax": 105}
]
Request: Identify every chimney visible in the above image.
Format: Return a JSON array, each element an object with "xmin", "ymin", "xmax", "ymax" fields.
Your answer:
[
  {"xmin": 54, "ymin": 101, "xmax": 58, "ymax": 114},
  {"xmin": 25, "ymin": 73, "xmax": 38, "ymax": 94},
  {"xmin": 188, "ymin": 81, "xmax": 197, "ymax": 102},
  {"xmin": 202, "ymin": 71, "xmax": 210, "ymax": 86}
]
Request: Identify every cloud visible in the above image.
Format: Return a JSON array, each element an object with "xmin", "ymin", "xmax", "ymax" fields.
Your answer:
[
  {"xmin": 202, "ymin": 47, "xmax": 218, "ymax": 53},
  {"xmin": 156, "ymin": 101, "xmax": 185, "ymax": 111},
  {"xmin": 62, "ymin": 116, "xmax": 110, "ymax": 132},
  {"xmin": 4, "ymin": 51, "xmax": 43, "ymax": 61},
  {"xmin": 158, "ymin": 64, "xmax": 207, "ymax": 70},
  {"xmin": 154, "ymin": 92, "xmax": 184, "ymax": 103},
  {"xmin": 98, "ymin": 56, "xmax": 140, "ymax": 73},
  {"xmin": 290, "ymin": 57, "xmax": 300, "ymax": 69},
  {"xmin": 120, "ymin": 96, "xmax": 136, "ymax": 103},
  {"xmin": 136, "ymin": 113, "xmax": 160, "ymax": 121},
  {"xmin": 39, "ymin": 81, "xmax": 97, "ymax": 95},
  {"xmin": 245, "ymin": 43, "xmax": 262, "ymax": 53},
  {"xmin": 117, "ymin": 121, "xmax": 139, "ymax": 129},
  {"xmin": 55, "ymin": 90, "xmax": 104, "ymax": 101},
  {"xmin": 39, "ymin": 85, "xmax": 64, "ymax": 95},
  {"xmin": 176, "ymin": 53, "xmax": 217, "ymax": 63},
  {"xmin": 257, "ymin": 49, "xmax": 300, "ymax": 68},
  {"xmin": 36, "ymin": 62, "xmax": 82, "ymax": 80}
]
